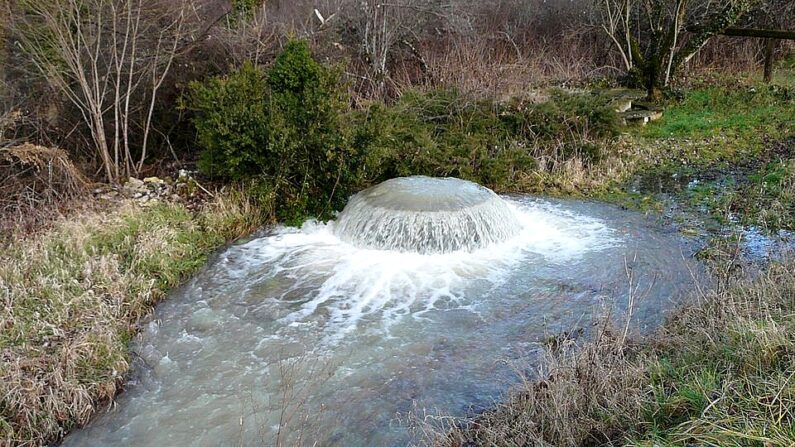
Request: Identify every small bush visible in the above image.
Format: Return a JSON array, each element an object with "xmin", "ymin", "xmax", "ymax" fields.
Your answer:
[
  {"xmin": 562, "ymin": 141, "xmax": 604, "ymax": 164},
  {"xmin": 505, "ymin": 90, "xmax": 621, "ymax": 141},
  {"xmin": 190, "ymin": 40, "xmax": 361, "ymax": 222},
  {"xmin": 192, "ymin": 61, "xmax": 270, "ymax": 180},
  {"xmin": 351, "ymin": 89, "xmax": 538, "ymax": 189},
  {"xmin": 352, "ymin": 88, "xmax": 618, "ymax": 191}
]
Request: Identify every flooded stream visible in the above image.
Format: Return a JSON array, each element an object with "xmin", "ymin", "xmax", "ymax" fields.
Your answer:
[{"xmin": 64, "ymin": 194, "xmax": 699, "ymax": 447}]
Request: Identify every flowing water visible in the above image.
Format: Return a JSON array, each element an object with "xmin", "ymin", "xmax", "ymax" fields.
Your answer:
[
  {"xmin": 64, "ymin": 182, "xmax": 699, "ymax": 447},
  {"xmin": 333, "ymin": 176, "xmax": 520, "ymax": 253}
]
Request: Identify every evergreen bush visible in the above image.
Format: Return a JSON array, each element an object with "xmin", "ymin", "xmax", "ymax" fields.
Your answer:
[{"xmin": 190, "ymin": 40, "xmax": 360, "ymax": 222}]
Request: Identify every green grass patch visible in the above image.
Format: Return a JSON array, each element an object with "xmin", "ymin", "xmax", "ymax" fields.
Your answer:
[
  {"xmin": 642, "ymin": 84, "xmax": 795, "ymax": 141},
  {"xmin": 632, "ymin": 312, "xmax": 795, "ymax": 447}
]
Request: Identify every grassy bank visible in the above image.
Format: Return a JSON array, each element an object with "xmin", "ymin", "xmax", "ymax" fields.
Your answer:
[
  {"xmin": 610, "ymin": 78, "xmax": 795, "ymax": 231},
  {"xmin": 0, "ymin": 192, "xmax": 262, "ymax": 446},
  {"xmin": 426, "ymin": 74, "xmax": 795, "ymax": 446},
  {"xmin": 429, "ymin": 260, "xmax": 795, "ymax": 446}
]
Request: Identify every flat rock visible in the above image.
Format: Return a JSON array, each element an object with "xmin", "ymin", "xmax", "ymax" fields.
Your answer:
[
  {"xmin": 610, "ymin": 98, "xmax": 633, "ymax": 113},
  {"xmin": 621, "ymin": 109, "xmax": 663, "ymax": 126}
]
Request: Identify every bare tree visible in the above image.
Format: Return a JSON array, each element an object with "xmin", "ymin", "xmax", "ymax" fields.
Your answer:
[
  {"xmin": 596, "ymin": 0, "xmax": 634, "ymax": 71},
  {"xmin": 344, "ymin": 0, "xmax": 439, "ymax": 95},
  {"xmin": 362, "ymin": 0, "xmax": 393, "ymax": 83},
  {"xmin": 15, "ymin": 0, "xmax": 190, "ymax": 181},
  {"xmin": 593, "ymin": 0, "xmax": 761, "ymax": 99}
]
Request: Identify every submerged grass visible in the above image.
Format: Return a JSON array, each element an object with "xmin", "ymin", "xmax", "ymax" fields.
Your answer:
[{"xmin": 0, "ymin": 190, "xmax": 262, "ymax": 446}]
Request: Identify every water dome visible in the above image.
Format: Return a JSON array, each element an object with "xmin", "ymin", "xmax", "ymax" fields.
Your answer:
[{"xmin": 333, "ymin": 176, "xmax": 521, "ymax": 254}]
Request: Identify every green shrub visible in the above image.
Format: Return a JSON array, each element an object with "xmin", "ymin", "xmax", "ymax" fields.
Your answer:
[
  {"xmin": 349, "ymin": 91, "xmax": 511, "ymax": 187},
  {"xmin": 506, "ymin": 91, "xmax": 621, "ymax": 141},
  {"xmin": 353, "ymin": 89, "xmax": 625, "ymax": 191},
  {"xmin": 227, "ymin": 0, "xmax": 262, "ymax": 24},
  {"xmin": 190, "ymin": 40, "xmax": 361, "ymax": 222},
  {"xmin": 192, "ymin": 63, "xmax": 620, "ymax": 223},
  {"xmin": 192, "ymin": 61, "xmax": 269, "ymax": 180},
  {"xmin": 265, "ymin": 40, "xmax": 361, "ymax": 221}
]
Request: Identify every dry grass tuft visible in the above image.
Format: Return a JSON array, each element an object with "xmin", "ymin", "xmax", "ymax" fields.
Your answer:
[
  {"xmin": 512, "ymin": 135, "xmax": 648, "ymax": 197},
  {"xmin": 0, "ymin": 190, "xmax": 262, "ymax": 446},
  {"xmin": 420, "ymin": 329, "xmax": 648, "ymax": 447},
  {"xmin": 0, "ymin": 143, "xmax": 89, "ymax": 203},
  {"xmin": 0, "ymin": 144, "xmax": 91, "ymax": 238}
]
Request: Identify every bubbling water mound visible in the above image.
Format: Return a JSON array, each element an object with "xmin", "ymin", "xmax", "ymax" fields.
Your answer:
[{"xmin": 333, "ymin": 176, "xmax": 521, "ymax": 254}]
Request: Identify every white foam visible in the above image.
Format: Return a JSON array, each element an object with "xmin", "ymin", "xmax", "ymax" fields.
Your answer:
[{"xmin": 230, "ymin": 198, "xmax": 618, "ymax": 342}]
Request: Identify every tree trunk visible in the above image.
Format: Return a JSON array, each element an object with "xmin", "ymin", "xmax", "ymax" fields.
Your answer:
[
  {"xmin": 763, "ymin": 38, "xmax": 776, "ymax": 83},
  {"xmin": 647, "ymin": 84, "xmax": 663, "ymax": 102},
  {"xmin": 0, "ymin": 0, "xmax": 10, "ymax": 98}
]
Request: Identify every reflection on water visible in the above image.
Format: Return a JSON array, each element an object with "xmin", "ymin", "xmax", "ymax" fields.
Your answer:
[{"xmin": 63, "ymin": 197, "xmax": 699, "ymax": 447}]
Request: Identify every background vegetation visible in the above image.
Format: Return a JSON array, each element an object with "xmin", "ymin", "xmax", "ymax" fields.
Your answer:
[{"xmin": 1, "ymin": 0, "xmax": 792, "ymax": 186}]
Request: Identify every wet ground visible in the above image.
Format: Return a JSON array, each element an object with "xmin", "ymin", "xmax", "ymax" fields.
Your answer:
[{"xmin": 627, "ymin": 135, "xmax": 794, "ymax": 267}]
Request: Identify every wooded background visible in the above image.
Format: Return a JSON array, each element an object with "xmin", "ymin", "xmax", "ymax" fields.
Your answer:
[{"xmin": 0, "ymin": 0, "xmax": 792, "ymax": 181}]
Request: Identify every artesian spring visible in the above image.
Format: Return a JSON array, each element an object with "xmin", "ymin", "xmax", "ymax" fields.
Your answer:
[
  {"xmin": 333, "ymin": 176, "xmax": 520, "ymax": 253},
  {"xmin": 64, "ymin": 176, "xmax": 697, "ymax": 447}
]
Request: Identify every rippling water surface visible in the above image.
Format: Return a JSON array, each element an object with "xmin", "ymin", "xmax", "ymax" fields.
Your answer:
[{"xmin": 64, "ymin": 197, "xmax": 698, "ymax": 447}]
